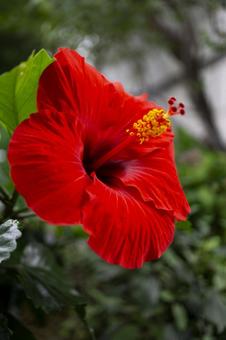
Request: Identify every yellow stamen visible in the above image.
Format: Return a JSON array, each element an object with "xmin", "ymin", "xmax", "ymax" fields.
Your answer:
[{"xmin": 127, "ymin": 108, "xmax": 171, "ymax": 144}]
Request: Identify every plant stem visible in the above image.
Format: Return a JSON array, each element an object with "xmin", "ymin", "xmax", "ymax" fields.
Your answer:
[
  {"xmin": 1, "ymin": 189, "xmax": 18, "ymax": 222},
  {"xmin": 0, "ymin": 186, "xmax": 10, "ymax": 204},
  {"xmin": 17, "ymin": 211, "xmax": 35, "ymax": 220}
]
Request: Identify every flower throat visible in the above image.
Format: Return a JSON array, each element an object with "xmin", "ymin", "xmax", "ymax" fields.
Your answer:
[{"xmin": 92, "ymin": 97, "xmax": 186, "ymax": 170}]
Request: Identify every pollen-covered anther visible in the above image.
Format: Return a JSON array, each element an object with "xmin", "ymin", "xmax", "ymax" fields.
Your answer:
[
  {"xmin": 126, "ymin": 98, "xmax": 186, "ymax": 144},
  {"xmin": 127, "ymin": 108, "xmax": 171, "ymax": 144}
]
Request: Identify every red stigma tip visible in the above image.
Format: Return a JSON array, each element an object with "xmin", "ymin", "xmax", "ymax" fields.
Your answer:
[
  {"xmin": 168, "ymin": 99, "xmax": 174, "ymax": 105},
  {"xmin": 167, "ymin": 97, "xmax": 186, "ymax": 116},
  {"xmin": 171, "ymin": 106, "xmax": 177, "ymax": 113},
  {"xmin": 179, "ymin": 108, "xmax": 185, "ymax": 115}
]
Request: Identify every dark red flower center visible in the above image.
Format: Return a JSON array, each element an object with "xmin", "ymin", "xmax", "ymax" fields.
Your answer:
[
  {"xmin": 82, "ymin": 97, "xmax": 186, "ymax": 187},
  {"xmin": 82, "ymin": 144, "xmax": 125, "ymax": 188}
]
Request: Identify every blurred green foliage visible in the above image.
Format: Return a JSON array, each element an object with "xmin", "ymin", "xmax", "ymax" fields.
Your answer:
[
  {"xmin": 0, "ymin": 1, "xmax": 58, "ymax": 73},
  {"xmin": 1, "ymin": 0, "xmax": 225, "ymax": 70}
]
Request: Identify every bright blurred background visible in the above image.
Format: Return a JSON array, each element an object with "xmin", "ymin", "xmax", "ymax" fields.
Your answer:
[{"xmin": 1, "ymin": 1, "xmax": 226, "ymax": 339}]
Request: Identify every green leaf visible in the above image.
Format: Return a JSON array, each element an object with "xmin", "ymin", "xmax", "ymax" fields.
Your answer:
[
  {"xmin": 0, "ymin": 49, "xmax": 54, "ymax": 131},
  {"xmin": 176, "ymin": 220, "xmax": 192, "ymax": 232},
  {"xmin": 111, "ymin": 325, "xmax": 140, "ymax": 340},
  {"xmin": 18, "ymin": 267, "xmax": 86, "ymax": 313},
  {"xmin": 203, "ymin": 292, "xmax": 226, "ymax": 333},
  {"xmin": 0, "ymin": 67, "xmax": 19, "ymax": 131},
  {"xmin": 16, "ymin": 50, "xmax": 54, "ymax": 123},
  {"xmin": 17, "ymin": 243, "xmax": 86, "ymax": 316},
  {"xmin": 201, "ymin": 236, "xmax": 220, "ymax": 252},
  {"xmin": 172, "ymin": 304, "xmax": 188, "ymax": 331},
  {"xmin": 0, "ymin": 219, "xmax": 21, "ymax": 264}
]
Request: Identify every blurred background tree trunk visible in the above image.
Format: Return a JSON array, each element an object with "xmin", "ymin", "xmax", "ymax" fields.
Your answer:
[{"xmin": 150, "ymin": 2, "xmax": 226, "ymax": 150}]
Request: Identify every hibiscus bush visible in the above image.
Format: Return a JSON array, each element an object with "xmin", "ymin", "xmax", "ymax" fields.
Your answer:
[{"xmin": 0, "ymin": 50, "xmax": 226, "ymax": 340}]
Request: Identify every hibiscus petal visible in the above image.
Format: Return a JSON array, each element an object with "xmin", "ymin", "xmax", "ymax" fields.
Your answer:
[
  {"xmin": 118, "ymin": 138, "xmax": 190, "ymax": 220},
  {"xmin": 83, "ymin": 175, "xmax": 175, "ymax": 269},
  {"xmin": 38, "ymin": 49, "xmax": 156, "ymax": 151},
  {"xmin": 37, "ymin": 48, "xmax": 109, "ymax": 117},
  {"xmin": 8, "ymin": 110, "xmax": 89, "ymax": 224}
]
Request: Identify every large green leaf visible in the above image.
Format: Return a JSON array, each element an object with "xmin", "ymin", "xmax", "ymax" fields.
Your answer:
[
  {"xmin": 0, "ymin": 49, "xmax": 54, "ymax": 131},
  {"xmin": 0, "ymin": 219, "xmax": 21, "ymax": 264}
]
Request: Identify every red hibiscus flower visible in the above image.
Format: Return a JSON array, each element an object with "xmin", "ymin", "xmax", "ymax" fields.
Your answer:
[{"xmin": 8, "ymin": 48, "xmax": 190, "ymax": 269}]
